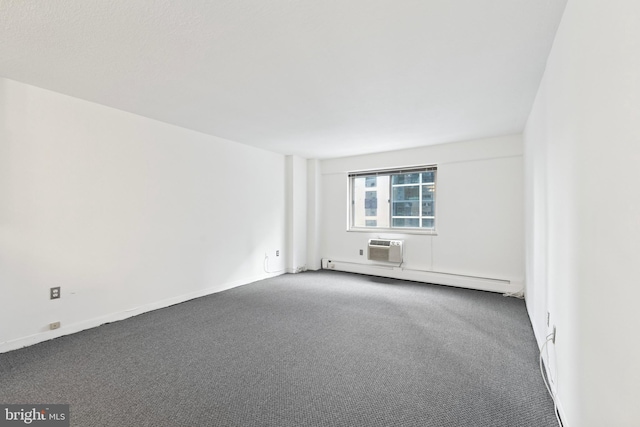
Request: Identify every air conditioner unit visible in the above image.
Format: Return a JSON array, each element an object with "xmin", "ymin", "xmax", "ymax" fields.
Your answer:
[{"xmin": 368, "ymin": 239, "xmax": 403, "ymax": 263}]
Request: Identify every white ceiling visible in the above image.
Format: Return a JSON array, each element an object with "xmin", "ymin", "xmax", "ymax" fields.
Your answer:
[{"xmin": 0, "ymin": 0, "xmax": 567, "ymax": 159}]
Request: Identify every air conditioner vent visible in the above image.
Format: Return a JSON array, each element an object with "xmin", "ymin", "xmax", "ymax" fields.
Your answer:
[{"xmin": 368, "ymin": 239, "xmax": 403, "ymax": 263}]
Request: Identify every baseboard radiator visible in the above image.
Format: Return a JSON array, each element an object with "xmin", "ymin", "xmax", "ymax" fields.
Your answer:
[{"xmin": 321, "ymin": 258, "xmax": 520, "ymax": 294}]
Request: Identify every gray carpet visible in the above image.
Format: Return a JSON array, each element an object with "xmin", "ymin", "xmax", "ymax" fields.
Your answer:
[{"xmin": 0, "ymin": 270, "xmax": 556, "ymax": 426}]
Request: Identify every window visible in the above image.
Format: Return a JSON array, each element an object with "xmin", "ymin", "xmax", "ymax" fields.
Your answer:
[
  {"xmin": 350, "ymin": 166, "xmax": 436, "ymax": 231},
  {"xmin": 365, "ymin": 176, "xmax": 377, "ymax": 188},
  {"xmin": 364, "ymin": 191, "xmax": 377, "ymax": 216}
]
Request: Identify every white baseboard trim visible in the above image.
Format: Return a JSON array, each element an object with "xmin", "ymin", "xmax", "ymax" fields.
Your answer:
[
  {"xmin": 321, "ymin": 258, "xmax": 522, "ymax": 294},
  {"xmin": 0, "ymin": 272, "xmax": 284, "ymax": 354}
]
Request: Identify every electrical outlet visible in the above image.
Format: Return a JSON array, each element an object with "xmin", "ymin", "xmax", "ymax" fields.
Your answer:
[
  {"xmin": 50, "ymin": 287, "xmax": 61, "ymax": 300},
  {"xmin": 359, "ymin": 249, "xmax": 363, "ymax": 255},
  {"xmin": 276, "ymin": 250, "xmax": 280, "ymax": 257},
  {"xmin": 50, "ymin": 322, "xmax": 61, "ymax": 330}
]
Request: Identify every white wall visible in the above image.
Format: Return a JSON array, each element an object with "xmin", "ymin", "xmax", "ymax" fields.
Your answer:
[
  {"xmin": 524, "ymin": 0, "xmax": 640, "ymax": 425},
  {"xmin": 319, "ymin": 135, "xmax": 524, "ymax": 292},
  {"xmin": 0, "ymin": 77, "xmax": 286, "ymax": 353},
  {"xmin": 306, "ymin": 159, "xmax": 322, "ymax": 271},
  {"xmin": 285, "ymin": 155, "xmax": 307, "ymax": 273}
]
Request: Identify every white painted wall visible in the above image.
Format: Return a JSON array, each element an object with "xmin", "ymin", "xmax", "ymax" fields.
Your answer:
[
  {"xmin": 285, "ymin": 155, "xmax": 307, "ymax": 273},
  {"xmin": 524, "ymin": 0, "xmax": 640, "ymax": 425},
  {"xmin": 0, "ymin": 77, "xmax": 286, "ymax": 353},
  {"xmin": 306, "ymin": 159, "xmax": 322, "ymax": 271},
  {"xmin": 319, "ymin": 135, "xmax": 524, "ymax": 291}
]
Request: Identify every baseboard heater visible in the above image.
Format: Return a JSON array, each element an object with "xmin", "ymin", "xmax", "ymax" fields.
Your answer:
[{"xmin": 321, "ymin": 258, "xmax": 519, "ymax": 294}]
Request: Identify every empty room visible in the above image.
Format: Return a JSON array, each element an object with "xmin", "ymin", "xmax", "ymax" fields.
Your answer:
[{"xmin": 1, "ymin": 1, "xmax": 639, "ymax": 426}]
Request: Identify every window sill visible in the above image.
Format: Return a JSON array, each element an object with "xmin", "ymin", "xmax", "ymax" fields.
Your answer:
[{"xmin": 347, "ymin": 227, "xmax": 438, "ymax": 236}]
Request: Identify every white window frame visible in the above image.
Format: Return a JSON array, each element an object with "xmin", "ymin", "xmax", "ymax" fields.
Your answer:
[{"xmin": 348, "ymin": 165, "xmax": 437, "ymax": 234}]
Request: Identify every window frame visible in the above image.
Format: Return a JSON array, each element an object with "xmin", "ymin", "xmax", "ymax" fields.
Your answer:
[{"xmin": 348, "ymin": 165, "xmax": 438, "ymax": 234}]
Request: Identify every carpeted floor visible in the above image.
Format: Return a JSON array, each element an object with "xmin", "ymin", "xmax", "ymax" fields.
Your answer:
[{"xmin": 0, "ymin": 270, "xmax": 556, "ymax": 426}]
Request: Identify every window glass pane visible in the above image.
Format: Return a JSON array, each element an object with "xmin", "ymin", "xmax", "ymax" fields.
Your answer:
[
  {"xmin": 364, "ymin": 191, "xmax": 377, "ymax": 216},
  {"xmin": 351, "ymin": 177, "xmax": 367, "ymax": 227},
  {"xmin": 421, "ymin": 200, "xmax": 435, "ymax": 216},
  {"xmin": 392, "ymin": 173, "xmax": 420, "ymax": 185},
  {"xmin": 422, "ymin": 171, "xmax": 435, "ymax": 183},
  {"xmin": 422, "ymin": 184, "xmax": 434, "ymax": 200},
  {"xmin": 392, "ymin": 201, "xmax": 419, "ymax": 216},
  {"xmin": 352, "ymin": 176, "xmax": 389, "ymax": 228},
  {"xmin": 392, "ymin": 186, "xmax": 419, "ymax": 201},
  {"xmin": 365, "ymin": 177, "xmax": 377, "ymax": 187},
  {"xmin": 422, "ymin": 218, "xmax": 435, "ymax": 228},
  {"xmin": 422, "ymin": 184, "xmax": 434, "ymax": 217},
  {"xmin": 364, "ymin": 191, "xmax": 377, "ymax": 209},
  {"xmin": 392, "ymin": 218, "xmax": 420, "ymax": 228}
]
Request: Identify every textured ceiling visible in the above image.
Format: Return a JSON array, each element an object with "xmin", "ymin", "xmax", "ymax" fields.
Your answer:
[{"xmin": 0, "ymin": 0, "xmax": 567, "ymax": 159}]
